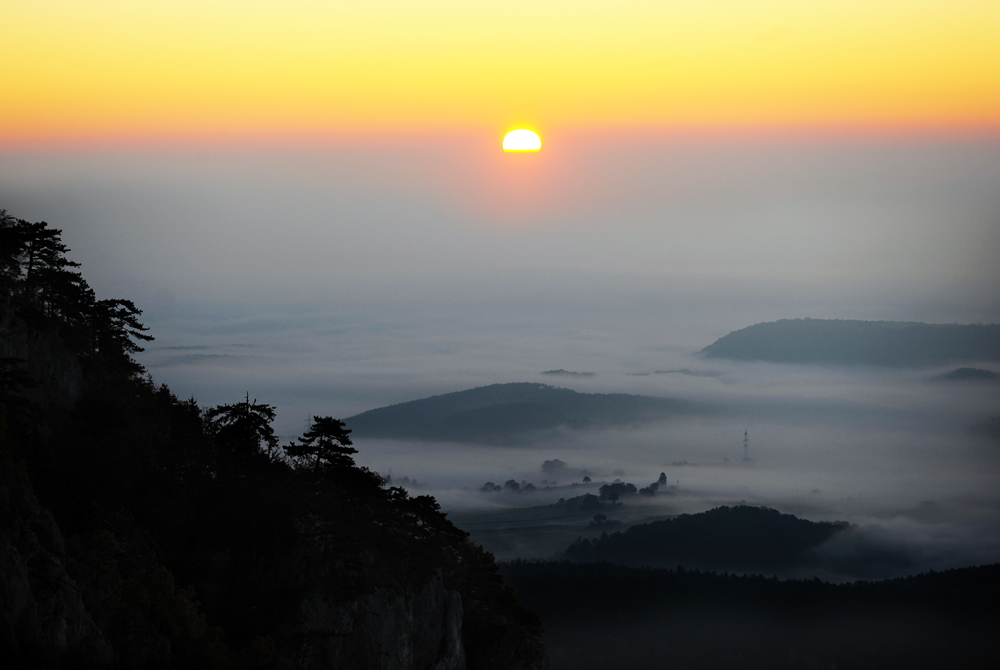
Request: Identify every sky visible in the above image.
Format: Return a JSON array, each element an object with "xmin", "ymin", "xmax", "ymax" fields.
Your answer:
[
  {"xmin": 2, "ymin": 0, "xmax": 998, "ymax": 414},
  {"xmin": 2, "ymin": 1, "xmax": 1000, "ymax": 143},
  {"xmin": 2, "ymin": 1, "xmax": 999, "ymax": 574}
]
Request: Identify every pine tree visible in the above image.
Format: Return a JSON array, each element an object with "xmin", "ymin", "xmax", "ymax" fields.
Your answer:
[
  {"xmin": 286, "ymin": 416, "xmax": 356, "ymax": 472},
  {"xmin": 205, "ymin": 393, "xmax": 280, "ymax": 469}
]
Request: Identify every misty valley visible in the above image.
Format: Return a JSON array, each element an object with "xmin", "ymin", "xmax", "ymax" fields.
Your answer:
[{"xmin": 2, "ymin": 210, "xmax": 998, "ymax": 669}]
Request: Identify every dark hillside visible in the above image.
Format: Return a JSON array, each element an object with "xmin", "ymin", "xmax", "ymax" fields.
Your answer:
[
  {"xmin": 702, "ymin": 318, "xmax": 1000, "ymax": 367},
  {"xmin": 346, "ymin": 383, "xmax": 694, "ymax": 444},
  {"xmin": 563, "ymin": 505, "xmax": 847, "ymax": 571},
  {"xmin": 500, "ymin": 560, "xmax": 1000, "ymax": 670},
  {"xmin": 0, "ymin": 209, "xmax": 547, "ymax": 669}
]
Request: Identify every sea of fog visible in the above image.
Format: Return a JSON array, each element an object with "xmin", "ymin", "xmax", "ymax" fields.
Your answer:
[
  {"xmin": 3, "ymin": 139, "xmax": 999, "ymax": 581},
  {"xmin": 130, "ymin": 300, "xmax": 1000, "ymax": 581}
]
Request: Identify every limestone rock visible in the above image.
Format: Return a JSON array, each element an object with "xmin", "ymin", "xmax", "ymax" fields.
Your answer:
[
  {"xmin": 294, "ymin": 574, "xmax": 466, "ymax": 670},
  {"xmin": 0, "ymin": 483, "xmax": 113, "ymax": 669}
]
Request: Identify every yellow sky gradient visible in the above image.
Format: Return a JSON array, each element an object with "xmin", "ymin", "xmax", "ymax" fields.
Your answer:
[{"xmin": 2, "ymin": 1, "xmax": 999, "ymax": 144}]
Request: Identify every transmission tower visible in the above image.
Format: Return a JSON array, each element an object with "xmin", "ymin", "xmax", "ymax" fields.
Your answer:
[{"xmin": 742, "ymin": 429, "xmax": 750, "ymax": 462}]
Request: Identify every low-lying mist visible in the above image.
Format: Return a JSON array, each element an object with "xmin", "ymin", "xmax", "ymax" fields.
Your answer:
[
  {"xmin": 118, "ymin": 284, "xmax": 1000, "ymax": 582},
  {"xmin": 330, "ymin": 352, "xmax": 999, "ymax": 580}
]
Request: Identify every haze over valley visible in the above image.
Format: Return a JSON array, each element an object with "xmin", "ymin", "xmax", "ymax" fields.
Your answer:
[
  {"xmin": 4, "ymin": 140, "xmax": 999, "ymax": 588},
  {"xmin": 3, "ymin": 137, "xmax": 999, "ymax": 669}
]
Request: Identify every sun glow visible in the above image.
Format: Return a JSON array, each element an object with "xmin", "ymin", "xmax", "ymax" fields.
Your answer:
[{"xmin": 503, "ymin": 129, "xmax": 541, "ymax": 151}]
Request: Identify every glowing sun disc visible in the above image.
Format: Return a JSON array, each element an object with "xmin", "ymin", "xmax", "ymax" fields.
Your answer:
[{"xmin": 503, "ymin": 129, "xmax": 541, "ymax": 151}]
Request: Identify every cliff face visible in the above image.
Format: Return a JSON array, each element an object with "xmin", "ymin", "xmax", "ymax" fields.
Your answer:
[
  {"xmin": 0, "ymin": 481, "xmax": 476, "ymax": 670},
  {"xmin": 295, "ymin": 575, "xmax": 466, "ymax": 670},
  {"xmin": 0, "ymin": 481, "xmax": 547, "ymax": 670},
  {"xmin": 0, "ymin": 483, "xmax": 113, "ymax": 669}
]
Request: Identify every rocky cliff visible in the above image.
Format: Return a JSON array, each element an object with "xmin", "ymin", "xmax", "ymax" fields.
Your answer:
[
  {"xmin": 0, "ymin": 482, "xmax": 113, "ymax": 669},
  {"xmin": 295, "ymin": 575, "xmax": 465, "ymax": 670},
  {"xmin": 0, "ymin": 479, "xmax": 546, "ymax": 670}
]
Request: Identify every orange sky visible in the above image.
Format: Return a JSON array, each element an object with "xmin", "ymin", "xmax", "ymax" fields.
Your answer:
[{"xmin": 2, "ymin": 1, "xmax": 999, "ymax": 145}]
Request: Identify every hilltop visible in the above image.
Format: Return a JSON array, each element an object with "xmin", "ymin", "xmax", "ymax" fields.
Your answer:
[
  {"xmin": 346, "ymin": 383, "xmax": 695, "ymax": 444},
  {"xmin": 702, "ymin": 318, "xmax": 1000, "ymax": 367},
  {"xmin": 562, "ymin": 505, "xmax": 847, "ymax": 571}
]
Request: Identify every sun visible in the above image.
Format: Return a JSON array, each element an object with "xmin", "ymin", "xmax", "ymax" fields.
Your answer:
[{"xmin": 503, "ymin": 129, "xmax": 541, "ymax": 151}]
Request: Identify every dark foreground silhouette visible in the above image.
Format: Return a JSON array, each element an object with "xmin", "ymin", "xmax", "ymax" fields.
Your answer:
[
  {"xmin": 0, "ymin": 210, "xmax": 546, "ymax": 669},
  {"xmin": 501, "ymin": 560, "xmax": 1000, "ymax": 670}
]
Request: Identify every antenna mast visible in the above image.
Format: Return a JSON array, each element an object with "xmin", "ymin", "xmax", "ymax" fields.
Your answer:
[{"xmin": 743, "ymin": 429, "xmax": 749, "ymax": 462}]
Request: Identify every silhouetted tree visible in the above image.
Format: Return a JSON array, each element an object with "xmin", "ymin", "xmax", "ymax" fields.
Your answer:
[
  {"xmin": 205, "ymin": 393, "xmax": 280, "ymax": 469},
  {"xmin": 0, "ymin": 212, "xmax": 152, "ymax": 372},
  {"xmin": 285, "ymin": 415, "xmax": 356, "ymax": 472},
  {"xmin": 90, "ymin": 298, "xmax": 153, "ymax": 372}
]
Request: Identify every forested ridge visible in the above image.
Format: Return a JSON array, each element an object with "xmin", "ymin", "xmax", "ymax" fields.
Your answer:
[
  {"xmin": 0, "ymin": 210, "xmax": 547, "ymax": 669},
  {"xmin": 346, "ymin": 383, "xmax": 694, "ymax": 444},
  {"xmin": 562, "ymin": 506, "xmax": 848, "ymax": 571}
]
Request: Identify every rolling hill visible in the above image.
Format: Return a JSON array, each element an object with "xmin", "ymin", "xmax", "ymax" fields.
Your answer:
[
  {"xmin": 562, "ymin": 505, "xmax": 849, "ymax": 571},
  {"xmin": 345, "ymin": 382, "xmax": 695, "ymax": 444},
  {"xmin": 702, "ymin": 318, "xmax": 1000, "ymax": 367}
]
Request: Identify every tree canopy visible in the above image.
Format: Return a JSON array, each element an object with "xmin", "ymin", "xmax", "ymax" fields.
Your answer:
[
  {"xmin": 205, "ymin": 393, "xmax": 281, "ymax": 469},
  {"xmin": 285, "ymin": 415, "xmax": 357, "ymax": 472},
  {"xmin": 1, "ymin": 210, "xmax": 152, "ymax": 374}
]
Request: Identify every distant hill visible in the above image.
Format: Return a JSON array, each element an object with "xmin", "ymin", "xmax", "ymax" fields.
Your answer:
[
  {"xmin": 346, "ymin": 382, "xmax": 694, "ymax": 444},
  {"xmin": 563, "ymin": 505, "xmax": 848, "ymax": 571},
  {"xmin": 931, "ymin": 367, "xmax": 999, "ymax": 382},
  {"xmin": 702, "ymin": 318, "xmax": 1000, "ymax": 367}
]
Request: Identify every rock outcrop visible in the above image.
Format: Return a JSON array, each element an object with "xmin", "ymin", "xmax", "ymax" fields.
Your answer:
[
  {"xmin": 295, "ymin": 575, "xmax": 466, "ymax": 670},
  {"xmin": 0, "ymin": 483, "xmax": 113, "ymax": 669}
]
